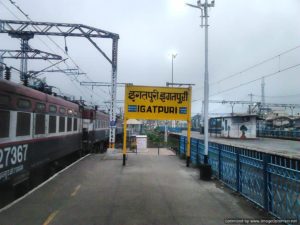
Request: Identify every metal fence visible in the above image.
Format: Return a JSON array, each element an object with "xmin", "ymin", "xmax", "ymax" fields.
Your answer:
[
  {"xmin": 258, "ymin": 129, "xmax": 300, "ymax": 140},
  {"xmin": 179, "ymin": 136, "xmax": 300, "ymax": 222},
  {"xmin": 157, "ymin": 126, "xmax": 182, "ymax": 133}
]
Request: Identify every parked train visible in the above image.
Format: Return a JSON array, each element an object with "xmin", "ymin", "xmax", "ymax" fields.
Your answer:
[{"xmin": 0, "ymin": 79, "xmax": 122, "ymax": 187}]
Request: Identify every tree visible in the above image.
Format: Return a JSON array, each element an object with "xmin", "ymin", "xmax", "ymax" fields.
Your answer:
[{"xmin": 146, "ymin": 127, "xmax": 164, "ymax": 154}]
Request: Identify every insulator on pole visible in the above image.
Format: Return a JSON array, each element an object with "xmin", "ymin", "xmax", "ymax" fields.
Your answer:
[
  {"xmin": 64, "ymin": 36, "xmax": 68, "ymax": 54},
  {"xmin": 4, "ymin": 67, "xmax": 11, "ymax": 80}
]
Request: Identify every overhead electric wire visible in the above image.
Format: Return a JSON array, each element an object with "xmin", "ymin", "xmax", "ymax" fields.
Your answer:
[
  {"xmin": 194, "ymin": 44, "xmax": 300, "ymax": 93},
  {"xmin": 7, "ymin": 0, "xmax": 110, "ymax": 99},
  {"xmin": 193, "ymin": 62, "xmax": 300, "ymax": 102},
  {"xmin": 8, "ymin": 0, "xmax": 83, "ymax": 73},
  {"xmin": 8, "ymin": 0, "xmax": 110, "ymax": 97},
  {"xmin": 0, "ymin": 1, "xmax": 22, "ymax": 20},
  {"xmin": 4, "ymin": 0, "xmax": 110, "ymax": 103},
  {"xmin": 252, "ymin": 93, "xmax": 300, "ymax": 98}
]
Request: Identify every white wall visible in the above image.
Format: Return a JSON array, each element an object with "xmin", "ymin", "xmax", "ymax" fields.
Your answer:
[{"xmin": 221, "ymin": 117, "xmax": 256, "ymax": 139}]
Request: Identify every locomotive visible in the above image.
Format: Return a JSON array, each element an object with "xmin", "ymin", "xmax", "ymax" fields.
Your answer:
[{"xmin": 0, "ymin": 79, "xmax": 122, "ymax": 187}]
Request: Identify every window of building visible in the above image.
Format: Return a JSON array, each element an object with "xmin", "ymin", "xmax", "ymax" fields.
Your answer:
[
  {"xmin": 35, "ymin": 114, "xmax": 45, "ymax": 135},
  {"xmin": 0, "ymin": 110, "xmax": 10, "ymax": 138},
  {"xmin": 17, "ymin": 99, "xmax": 31, "ymax": 109},
  {"xmin": 67, "ymin": 117, "xmax": 72, "ymax": 132},
  {"xmin": 49, "ymin": 105, "xmax": 57, "ymax": 113},
  {"xmin": 59, "ymin": 116, "xmax": 65, "ymax": 132},
  {"xmin": 49, "ymin": 115, "xmax": 57, "ymax": 133},
  {"xmin": 73, "ymin": 118, "xmax": 78, "ymax": 131},
  {"xmin": 16, "ymin": 112, "xmax": 30, "ymax": 136},
  {"xmin": 232, "ymin": 117, "xmax": 250, "ymax": 123}
]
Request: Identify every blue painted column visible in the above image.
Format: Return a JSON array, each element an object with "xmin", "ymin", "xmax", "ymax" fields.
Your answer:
[
  {"xmin": 263, "ymin": 153, "xmax": 271, "ymax": 211},
  {"xmin": 218, "ymin": 144, "xmax": 222, "ymax": 179},
  {"xmin": 236, "ymin": 148, "xmax": 240, "ymax": 192}
]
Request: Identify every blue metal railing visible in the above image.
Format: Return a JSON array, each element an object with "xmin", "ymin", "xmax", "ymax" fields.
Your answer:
[
  {"xmin": 179, "ymin": 136, "xmax": 300, "ymax": 223},
  {"xmin": 258, "ymin": 129, "xmax": 300, "ymax": 140},
  {"xmin": 157, "ymin": 126, "xmax": 183, "ymax": 133}
]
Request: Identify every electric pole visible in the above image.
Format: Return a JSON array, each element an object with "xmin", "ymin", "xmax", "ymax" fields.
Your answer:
[
  {"xmin": 187, "ymin": 0, "xmax": 215, "ymax": 166},
  {"xmin": 0, "ymin": 57, "xmax": 3, "ymax": 79},
  {"xmin": 171, "ymin": 53, "xmax": 177, "ymax": 129},
  {"xmin": 171, "ymin": 53, "xmax": 177, "ymax": 87},
  {"xmin": 261, "ymin": 77, "xmax": 265, "ymax": 106},
  {"xmin": 248, "ymin": 93, "xmax": 253, "ymax": 114}
]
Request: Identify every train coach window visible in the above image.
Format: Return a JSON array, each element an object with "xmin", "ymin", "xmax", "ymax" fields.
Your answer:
[
  {"xmin": 73, "ymin": 118, "xmax": 78, "ymax": 131},
  {"xmin": 0, "ymin": 95, "xmax": 10, "ymax": 106},
  {"xmin": 49, "ymin": 105, "xmax": 57, "ymax": 113},
  {"xmin": 59, "ymin": 116, "xmax": 65, "ymax": 132},
  {"xmin": 67, "ymin": 117, "xmax": 72, "ymax": 132},
  {"xmin": 17, "ymin": 99, "xmax": 31, "ymax": 109},
  {"xmin": 16, "ymin": 112, "xmax": 30, "ymax": 136},
  {"xmin": 36, "ymin": 103, "xmax": 46, "ymax": 112},
  {"xmin": 35, "ymin": 114, "xmax": 45, "ymax": 135},
  {"xmin": 59, "ymin": 107, "xmax": 66, "ymax": 114},
  {"xmin": 49, "ymin": 116, "xmax": 57, "ymax": 133},
  {"xmin": 0, "ymin": 110, "xmax": 10, "ymax": 138}
]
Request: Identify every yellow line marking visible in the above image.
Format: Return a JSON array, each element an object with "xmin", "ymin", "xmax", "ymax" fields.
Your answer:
[
  {"xmin": 43, "ymin": 210, "xmax": 59, "ymax": 225},
  {"xmin": 71, "ymin": 184, "xmax": 81, "ymax": 197}
]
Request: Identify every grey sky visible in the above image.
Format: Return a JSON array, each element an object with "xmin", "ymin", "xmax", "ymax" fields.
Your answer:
[{"xmin": 1, "ymin": 0, "xmax": 299, "ymax": 115}]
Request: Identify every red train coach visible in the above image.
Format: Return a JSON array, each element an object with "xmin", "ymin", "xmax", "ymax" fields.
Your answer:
[
  {"xmin": 82, "ymin": 107, "xmax": 110, "ymax": 153},
  {"xmin": 0, "ymin": 79, "xmax": 82, "ymax": 186}
]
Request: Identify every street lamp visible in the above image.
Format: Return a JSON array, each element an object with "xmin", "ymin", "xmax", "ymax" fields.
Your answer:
[
  {"xmin": 187, "ymin": 0, "xmax": 215, "ymax": 180},
  {"xmin": 171, "ymin": 53, "xmax": 177, "ymax": 87},
  {"xmin": 171, "ymin": 53, "xmax": 177, "ymax": 128}
]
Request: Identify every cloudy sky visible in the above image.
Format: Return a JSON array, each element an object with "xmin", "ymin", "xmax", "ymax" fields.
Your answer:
[{"xmin": 1, "ymin": 0, "xmax": 300, "ymax": 115}]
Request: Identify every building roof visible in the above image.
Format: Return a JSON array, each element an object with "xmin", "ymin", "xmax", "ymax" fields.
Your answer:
[
  {"xmin": 210, "ymin": 114, "xmax": 257, "ymax": 119},
  {"xmin": 127, "ymin": 119, "xmax": 143, "ymax": 125}
]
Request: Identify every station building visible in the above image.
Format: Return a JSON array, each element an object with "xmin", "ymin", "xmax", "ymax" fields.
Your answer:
[{"xmin": 209, "ymin": 114, "xmax": 257, "ymax": 139}]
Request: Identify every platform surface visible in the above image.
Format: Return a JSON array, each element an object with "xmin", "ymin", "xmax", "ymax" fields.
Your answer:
[
  {"xmin": 0, "ymin": 149, "xmax": 275, "ymax": 225},
  {"xmin": 176, "ymin": 131, "xmax": 300, "ymax": 159}
]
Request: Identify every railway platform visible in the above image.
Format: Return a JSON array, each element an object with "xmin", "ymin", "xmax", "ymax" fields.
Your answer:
[
  {"xmin": 0, "ymin": 148, "xmax": 279, "ymax": 225},
  {"xmin": 175, "ymin": 131, "xmax": 300, "ymax": 159}
]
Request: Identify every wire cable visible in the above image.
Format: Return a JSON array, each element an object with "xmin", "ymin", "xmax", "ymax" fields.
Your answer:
[
  {"xmin": 194, "ymin": 44, "xmax": 300, "ymax": 92},
  {"xmin": 193, "ymin": 62, "xmax": 300, "ymax": 102},
  {"xmin": 253, "ymin": 93, "xmax": 300, "ymax": 98},
  {"xmin": 4, "ymin": 0, "xmax": 110, "ymax": 102}
]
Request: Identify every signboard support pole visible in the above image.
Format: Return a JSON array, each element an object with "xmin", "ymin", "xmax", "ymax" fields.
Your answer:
[
  {"xmin": 186, "ymin": 87, "xmax": 192, "ymax": 167},
  {"xmin": 122, "ymin": 119, "xmax": 127, "ymax": 166},
  {"xmin": 186, "ymin": 119, "xmax": 191, "ymax": 167}
]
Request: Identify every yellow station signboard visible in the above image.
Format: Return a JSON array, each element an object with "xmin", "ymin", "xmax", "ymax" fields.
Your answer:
[{"xmin": 124, "ymin": 85, "xmax": 191, "ymax": 121}]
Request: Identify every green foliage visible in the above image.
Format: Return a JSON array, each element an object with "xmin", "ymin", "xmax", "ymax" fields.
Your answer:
[{"xmin": 145, "ymin": 127, "xmax": 163, "ymax": 147}]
